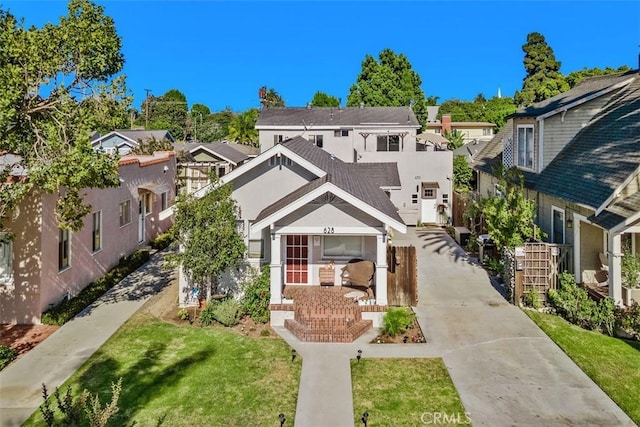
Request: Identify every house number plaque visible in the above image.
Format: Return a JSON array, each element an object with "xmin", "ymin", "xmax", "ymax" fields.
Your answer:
[{"xmin": 323, "ymin": 227, "xmax": 335, "ymax": 234}]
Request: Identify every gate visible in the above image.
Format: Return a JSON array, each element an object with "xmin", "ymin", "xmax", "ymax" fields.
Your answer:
[
  {"xmin": 514, "ymin": 243, "xmax": 573, "ymax": 304},
  {"xmin": 386, "ymin": 245, "xmax": 417, "ymax": 306}
]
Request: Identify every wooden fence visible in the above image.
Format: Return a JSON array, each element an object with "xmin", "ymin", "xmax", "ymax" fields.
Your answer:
[
  {"xmin": 386, "ymin": 245, "xmax": 417, "ymax": 306},
  {"xmin": 452, "ymin": 191, "xmax": 470, "ymax": 227},
  {"xmin": 513, "ymin": 243, "xmax": 573, "ymax": 304}
]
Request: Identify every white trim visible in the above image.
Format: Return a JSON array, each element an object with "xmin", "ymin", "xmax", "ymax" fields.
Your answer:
[
  {"xmin": 192, "ymin": 144, "xmax": 326, "ymax": 199},
  {"xmin": 573, "ymin": 212, "xmax": 589, "ymax": 283},
  {"xmin": 610, "ymin": 208, "xmax": 640, "ymax": 234},
  {"xmin": 251, "ymin": 181, "xmax": 407, "ymax": 234},
  {"xmin": 188, "ymin": 145, "xmax": 239, "ymax": 165},
  {"xmin": 275, "ymin": 225, "xmax": 384, "ymax": 235},
  {"xmin": 535, "ymin": 78, "xmax": 635, "ymax": 121},
  {"xmin": 515, "ymin": 124, "xmax": 535, "ymax": 171},
  {"xmin": 256, "ymin": 124, "xmax": 420, "ymax": 131},
  {"xmin": 595, "ymin": 165, "xmax": 640, "ymax": 216},
  {"xmin": 321, "ymin": 235, "xmax": 364, "ymax": 259}
]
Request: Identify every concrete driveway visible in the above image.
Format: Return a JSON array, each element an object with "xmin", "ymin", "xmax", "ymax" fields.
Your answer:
[{"xmin": 394, "ymin": 227, "xmax": 633, "ymax": 426}]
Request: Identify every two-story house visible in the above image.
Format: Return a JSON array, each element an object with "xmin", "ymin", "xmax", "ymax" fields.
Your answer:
[
  {"xmin": 0, "ymin": 151, "xmax": 177, "ymax": 324},
  {"xmin": 474, "ymin": 69, "xmax": 640, "ymax": 305},
  {"xmin": 256, "ymin": 106, "xmax": 453, "ymax": 225},
  {"xmin": 91, "ymin": 129, "xmax": 175, "ymax": 155},
  {"xmin": 424, "ymin": 113, "xmax": 496, "ymax": 145}
]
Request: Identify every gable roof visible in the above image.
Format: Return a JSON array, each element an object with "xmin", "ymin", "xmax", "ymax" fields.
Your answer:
[
  {"xmin": 174, "ymin": 142, "xmax": 251, "ymax": 165},
  {"xmin": 473, "ymin": 120, "xmax": 514, "ymax": 175},
  {"xmin": 509, "ymin": 70, "xmax": 637, "ymax": 119},
  {"xmin": 92, "ymin": 129, "xmax": 176, "ymax": 146},
  {"xmin": 533, "ymin": 74, "xmax": 640, "ymax": 214},
  {"xmin": 256, "ymin": 106, "xmax": 420, "ymax": 128}
]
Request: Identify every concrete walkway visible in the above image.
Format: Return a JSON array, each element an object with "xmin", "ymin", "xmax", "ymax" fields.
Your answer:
[
  {"xmin": 282, "ymin": 228, "xmax": 634, "ymax": 426},
  {"xmin": 0, "ymin": 249, "xmax": 174, "ymax": 427}
]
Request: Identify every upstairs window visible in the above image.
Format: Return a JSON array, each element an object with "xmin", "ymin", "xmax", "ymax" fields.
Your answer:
[
  {"xmin": 309, "ymin": 135, "xmax": 323, "ymax": 148},
  {"xmin": 483, "ymin": 128, "xmax": 493, "ymax": 136},
  {"xmin": 377, "ymin": 135, "xmax": 400, "ymax": 152},
  {"xmin": 517, "ymin": 125, "xmax": 534, "ymax": 170},
  {"xmin": 273, "ymin": 134, "xmax": 285, "ymax": 144}
]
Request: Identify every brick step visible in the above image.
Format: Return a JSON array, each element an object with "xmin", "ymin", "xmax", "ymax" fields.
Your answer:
[{"xmin": 285, "ymin": 318, "xmax": 372, "ymax": 343}]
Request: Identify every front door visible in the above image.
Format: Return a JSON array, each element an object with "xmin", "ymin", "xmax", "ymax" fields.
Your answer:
[
  {"xmin": 286, "ymin": 235, "xmax": 308, "ymax": 284},
  {"xmin": 420, "ymin": 183, "xmax": 438, "ymax": 224},
  {"xmin": 138, "ymin": 199, "xmax": 145, "ymax": 243}
]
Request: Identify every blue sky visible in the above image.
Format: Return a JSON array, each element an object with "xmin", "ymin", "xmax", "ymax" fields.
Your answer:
[{"xmin": 5, "ymin": 1, "xmax": 640, "ymax": 113}]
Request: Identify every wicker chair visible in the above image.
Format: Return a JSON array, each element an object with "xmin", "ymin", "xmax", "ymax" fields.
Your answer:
[{"xmin": 340, "ymin": 260, "xmax": 375, "ymax": 288}]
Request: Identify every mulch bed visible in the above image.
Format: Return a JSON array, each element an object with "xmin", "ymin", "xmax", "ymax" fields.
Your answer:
[
  {"xmin": 370, "ymin": 316, "xmax": 426, "ymax": 344},
  {"xmin": 0, "ymin": 324, "xmax": 59, "ymax": 356}
]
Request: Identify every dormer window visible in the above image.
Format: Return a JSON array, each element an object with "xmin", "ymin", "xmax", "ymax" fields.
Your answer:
[{"xmin": 517, "ymin": 125, "xmax": 534, "ymax": 170}]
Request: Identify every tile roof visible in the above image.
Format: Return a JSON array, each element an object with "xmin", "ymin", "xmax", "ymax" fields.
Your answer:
[
  {"xmin": 509, "ymin": 70, "xmax": 637, "ymax": 119},
  {"xmin": 256, "ymin": 107, "xmax": 420, "ymax": 127},
  {"xmin": 254, "ymin": 136, "xmax": 403, "ymax": 224},
  {"xmin": 533, "ymin": 74, "xmax": 640, "ymax": 210}
]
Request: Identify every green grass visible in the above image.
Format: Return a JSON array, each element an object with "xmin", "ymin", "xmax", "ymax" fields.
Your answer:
[
  {"xmin": 24, "ymin": 313, "xmax": 301, "ymax": 426},
  {"xmin": 527, "ymin": 310, "xmax": 640, "ymax": 424},
  {"xmin": 351, "ymin": 358, "xmax": 468, "ymax": 426}
]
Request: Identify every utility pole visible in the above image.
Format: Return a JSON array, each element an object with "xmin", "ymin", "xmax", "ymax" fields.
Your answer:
[{"xmin": 144, "ymin": 88, "xmax": 152, "ymax": 129}]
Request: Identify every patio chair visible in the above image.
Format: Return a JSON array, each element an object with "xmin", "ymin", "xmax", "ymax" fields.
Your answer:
[
  {"xmin": 599, "ymin": 252, "xmax": 609, "ymax": 272},
  {"xmin": 340, "ymin": 260, "xmax": 375, "ymax": 289}
]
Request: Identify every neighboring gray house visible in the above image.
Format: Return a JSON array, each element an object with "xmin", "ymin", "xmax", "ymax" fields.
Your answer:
[
  {"xmin": 474, "ymin": 69, "xmax": 640, "ymax": 305},
  {"xmin": 173, "ymin": 142, "xmax": 259, "ymax": 194},
  {"xmin": 91, "ymin": 129, "xmax": 175, "ymax": 155},
  {"xmin": 180, "ymin": 136, "xmax": 407, "ymax": 328},
  {"xmin": 256, "ymin": 106, "xmax": 453, "ymax": 225}
]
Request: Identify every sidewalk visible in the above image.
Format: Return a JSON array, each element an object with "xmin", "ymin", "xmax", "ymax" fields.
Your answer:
[{"xmin": 0, "ymin": 249, "xmax": 174, "ymax": 427}]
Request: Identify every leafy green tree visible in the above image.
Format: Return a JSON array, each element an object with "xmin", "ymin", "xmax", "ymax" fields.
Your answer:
[
  {"xmin": 514, "ymin": 32, "xmax": 569, "ymax": 106},
  {"xmin": 566, "ymin": 65, "xmax": 631, "ymax": 88},
  {"xmin": 484, "ymin": 96, "xmax": 517, "ymax": 131},
  {"xmin": 444, "ymin": 129, "xmax": 465, "ymax": 150},
  {"xmin": 0, "ymin": 0, "xmax": 130, "ymax": 231},
  {"xmin": 168, "ymin": 182, "xmax": 246, "ymax": 300},
  {"xmin": 310, "ymin": 91, "xmax": 340, "ymax": 107},
  {"xmin": 453, "ymin": 155, "xmax": 473, "ymax": 193},
  {"xmin": 228, "ymin": 108, "xmax": 259, "ymax": 146},
  {"xmin": 260, "ymin": 87, "xmax": 285, "ymax": 108},
  {"xmin": 191, "ymin": 103, "xmax": 211, "ymax": 117},
  {"xmin": 346, "ymin": 48, "xmax": 428, "ymax": 125},
  {"xmin": 130, "ymin": 137, "xmax": 174, "ymax": 155},
  {"xmin": 201, "ymin": 108, "xmax": 235, "ymax": 141},
  {"xmin": 468, "ymin": 167, "xmax": 543, "ymax": 250},
  {"xmin": 139, "ymin": 89, "xmax": 189, "ymax": 140},
  {"xmin": 438, "ymin": 99, "xmax": 484, "ymax": 122}
]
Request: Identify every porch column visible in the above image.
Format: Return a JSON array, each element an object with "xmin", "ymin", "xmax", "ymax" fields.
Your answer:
[
  {"xmin": 375, "ymin": 234, "xmax": 388, "ymax": 305},
  {"xmin": 270, "ymin": 233, "xmax": 283, "ymax": 304},
  {"xmin": 607, "ymin": 232, "xmax": 623, "ymax": 304}
]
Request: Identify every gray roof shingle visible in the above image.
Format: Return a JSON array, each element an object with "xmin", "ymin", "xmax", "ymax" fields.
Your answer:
[
  {"xmin": 533, "ymin": 74, "xmax": 640, "ymax": 210},
  {"xmin": 174, "ymin": 142, "xmax": 252, "ymax": 165},
  {"xmin": 254, "ymin": 136, "xmax": 403, "ymax": 224},
  {"xmin": 256, "ymin": 107, "xmax": 420, "ymax": 127},
  {"xmin": 510, "ymin": 70, "xmax": 637, "ymax": 119}
]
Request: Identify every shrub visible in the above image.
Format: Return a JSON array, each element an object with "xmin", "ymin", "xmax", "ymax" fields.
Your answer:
[
  {"xmin": 621, "ymin": 250, "xmax": 640, "ymax": 288},
  {"xmin": 150, "ymin": 231, "xmax": 174, "ymax": 251},
  {"xmin": 381, "ymin": 307, "xmax": 415, "ymax": 337},
  {"xmin": 0, "ymin": 345, "xmax": 18, "ymax": 371},
  {"xmin": 177, "ymin": 308, "xmax": 190, "ymax": 321},
  {"xmin": 213, "ymin": 298, "xmax": 243, "ymax": 327},
  {"xmin": 41, "ymin": 250, "xmax": 150, "ymax": 326},
  {"xmin": 548, "ymin": 272, "xmax": 617, "ymax": 334},
  {"xmin": 483, "ymin": 257, "xmax": 504, "ymax": 276},
  {"xmin": 523, "ymin": 289, "xmax": 542, "ymax": 309},
  {"xmin": 241, "ymin": 266, "xmax": 270, "ymax": 323},
  {"xmin": 199, "ymin": 301, "xmax": 218, "ymax": 326},
  {"xmin": 616, "ymin": 302, "xmax": 640, "ymax": 339},
  {"xmin": 260, "ymin": 328, "xmax": 271, "ymax": 337}
]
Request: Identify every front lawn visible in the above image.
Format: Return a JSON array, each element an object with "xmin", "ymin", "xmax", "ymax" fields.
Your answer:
[
  {"xmin": 527, "ymin": 310, "xmax": 640, "ymax": 424},
  {"xmin": 24, "ymin": 313, "xmax": 301, "ymax": 426},
  {"xmin": 351, "ymin": 358, "xmax": 468, "ymax": 426}
]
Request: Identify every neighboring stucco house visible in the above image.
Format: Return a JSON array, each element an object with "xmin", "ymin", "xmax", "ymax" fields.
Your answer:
[
  {"xmin": 256, "ymin": 106, "xmax": 453, "ymax": 226},
  {"xmin": 473, "ymin": 69, "xmax": 640, "ymax": 305},
  {"xmin": 91, "ymin": 129, "xmax": 176, "ymax": 155},
  {"xmin": 424, "ymin": 113, "xmax": 496, "ymax": 144},
  {"xmin": 179, "ymin": 136, "xmax": 407, "ymax": 328},
  {"xmin": 173, "ymin": 142, "xmax": 259, "ymax": 194},
  {"xmin": 0, "ymin": 152, "xmax": 177, "ymax": 324}
]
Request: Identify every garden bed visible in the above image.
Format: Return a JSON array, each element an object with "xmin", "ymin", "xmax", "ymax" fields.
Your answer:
[{"xmin": 370, "ymin": 313, "xmax": 425, "ymax": 344}]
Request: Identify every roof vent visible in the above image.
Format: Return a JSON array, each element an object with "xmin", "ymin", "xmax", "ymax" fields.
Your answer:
[
  {"xmin": 359, "ymin": 102, "xmax": 364, "ymax": 109},
  {"xmin": 330, "ymin": 154, "xmax": 335, "ymax": 160}
]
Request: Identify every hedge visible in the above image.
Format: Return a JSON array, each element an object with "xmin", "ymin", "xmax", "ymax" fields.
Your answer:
[{"xmin": 41, "ymin": 250, "xmax": 150, "ymax": 326}]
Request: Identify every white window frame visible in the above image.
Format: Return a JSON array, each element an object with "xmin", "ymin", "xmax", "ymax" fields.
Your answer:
[
  {"xmin": 0, "ymin": 234, "xmax": 13, "ymax": 285},
  {"xmin": 551, "ymin": 206, "xmax": 565, "ymax": 244},
  {"xmin": 376, "ymin": 134, "xmax": 400, "ymax": 152},
  {"xmin": 119, "ymin": 199, "xmax": 132, "ymax": 227},
  {"xmin": 322, "ymin": 236, "xmax": 364, "ymax": 259},
  {"xmin": 92, "ymin": 211, "xmax": 102, "ymax": 253},
  {"xmin": 516, "ymin": 125, "xmax": 535, "ymax": 171},
  {"xmin": 144, "ymin": 193, "xmax": 153, "ymax": 216},
  {"xmin": 309, "ymin": 134, "xmax": 323, "ymax": 148},
  {"xmin": 248, "ymin": 239, "xmax": 264, "ymax": 259},
  {"xmin": 59, "ymin": 228, "xmax": 71, "ymax": 271},
  {"xmin": 161, "ymin": 191, "xmax": 169, "ymax": 211}
]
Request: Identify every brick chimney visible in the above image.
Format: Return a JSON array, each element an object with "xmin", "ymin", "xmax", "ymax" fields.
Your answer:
[{"xmin": 441, "ymin": 114, "xmax": 452, "ymax": 133}]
